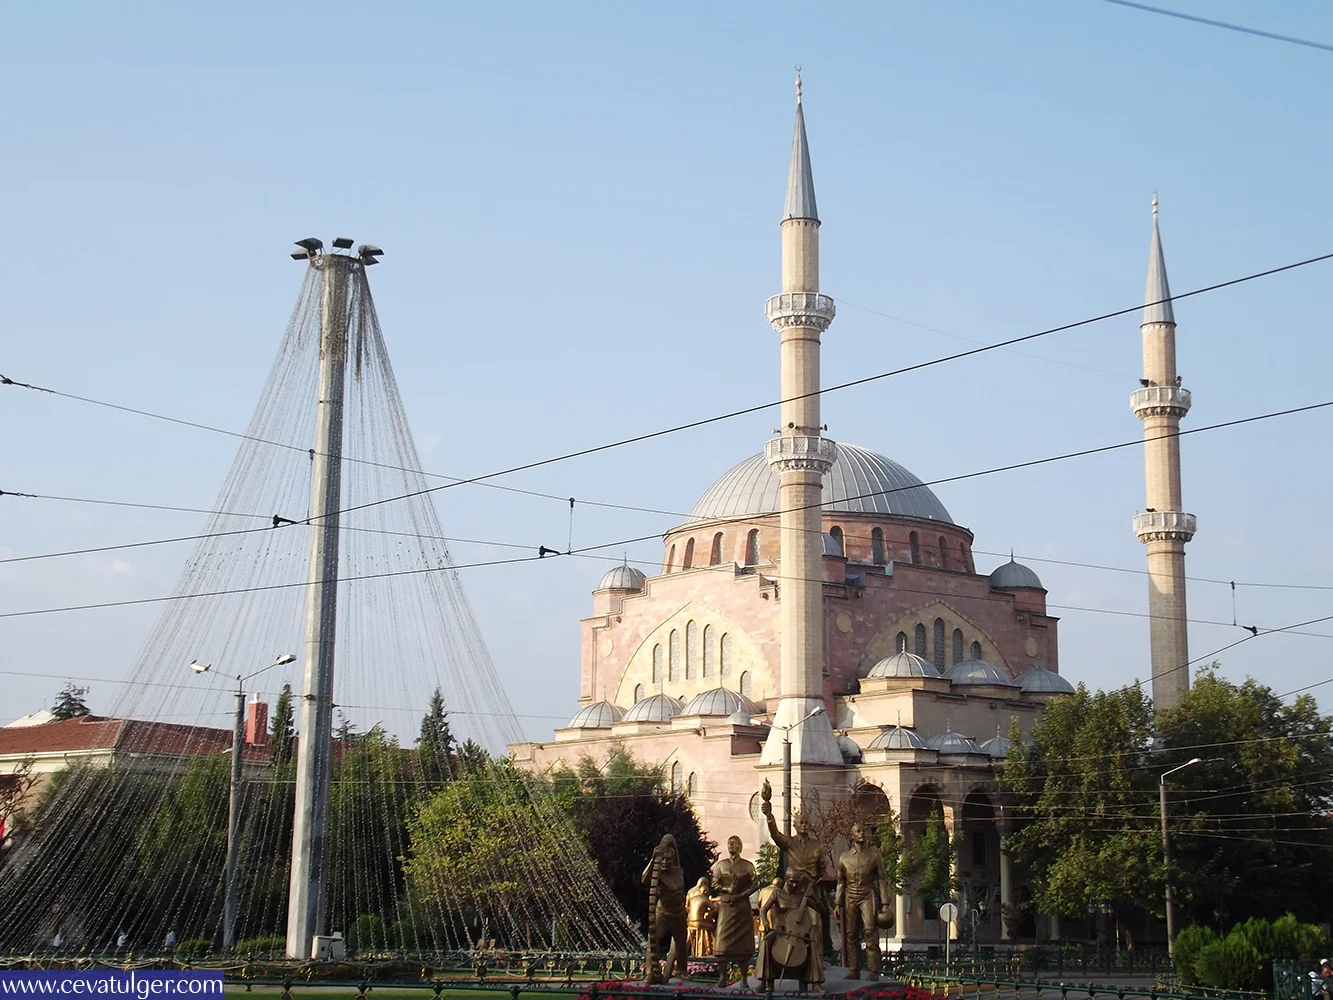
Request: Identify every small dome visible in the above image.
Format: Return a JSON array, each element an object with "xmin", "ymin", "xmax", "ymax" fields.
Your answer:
[
  {"xmin": 868, "ymin": 725, "xmax": 928, "ymax": 751},
  {"xmin": 927, "ymin": 728, "xmax": 985, "ymax": 755},
  {"xmin": 868, "ymin": 651, "xmax": 941, "ymax": 679},
  {"xmin": 835, "ymin": 734, "xmax": 863, "ymax": 763},
  {"xmin": 990, "ymin": 558, "xmax": 1044, "ymax": 591},
  {"xmin": 980, "ymin": 734, "xmax": 1013, "ymax": 758},
  {"xmin": 944, "ymin": 658, "xmax": 1019, "ymax": 687},
  {"xmin": 622, "ymin": 693, "xmax": 683, "ymax": 723},
  {"xmin": 1018, "ymin": 666, "xmax": 1076, "ymax": 695},
  {"xmin": 680, "ymin": 686, "xmax": 760, "ymax": 718},
  {"xmin": 597, "ymin": 563, "xmax": 646, "ymax": 592},
  {"xmin": 822, "ymin": 533, "xmax": 844, "ymax": 557},
  {"xmin": 566, "ymin": 700, "xmax": 625, "ymax": 729}
]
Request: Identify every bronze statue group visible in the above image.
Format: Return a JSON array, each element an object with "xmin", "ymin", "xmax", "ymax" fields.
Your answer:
[{"xmin": 641, "ymin": 780, "xmax": 894, "ymax": 991}]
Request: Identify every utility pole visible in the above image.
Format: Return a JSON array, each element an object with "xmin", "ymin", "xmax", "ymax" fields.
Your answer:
[{"xmin": 1159, "ymin": 757, "xmax": 1201, "ymax": 956}]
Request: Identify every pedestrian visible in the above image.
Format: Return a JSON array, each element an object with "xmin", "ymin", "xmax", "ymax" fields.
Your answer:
[{"xmin": 164, "ymin": 929, "xmax": 177, "ymax": 953}]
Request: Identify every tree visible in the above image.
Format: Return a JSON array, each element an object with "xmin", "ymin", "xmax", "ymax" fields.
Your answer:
[
  {"xmin": 456, "ymin": 739, "xmax": 490, "ymax": 776},
  {"xmin": 912, "ymin": 804, "xmax": 957, "ymax": 909},
  {"xmin": 269, "ymin": 683, "xmax": 295, "ymax": 769},
  {"xmin": 999, "ymin": 683, "xmax": 1162, "ymax": 940},
  {"xmin": 51, "ymin": 683, "xmax": 89, "ymax": 721},
  {"xmin": 415, "ymin": 688, "xmax": 456, "ymax": 787}
]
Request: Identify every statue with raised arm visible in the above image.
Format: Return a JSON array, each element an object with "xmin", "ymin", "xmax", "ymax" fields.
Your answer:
[
  {"xmin": 760, "ymin": 778, "xmax": 825, "ymax": 888},
  {"xmin": 641, "ymin": 833, "xmax": 689, "ymax": 982},
  {"xmin": 835, "ymin": 822, "xmax": 892, "ymax": 979}
]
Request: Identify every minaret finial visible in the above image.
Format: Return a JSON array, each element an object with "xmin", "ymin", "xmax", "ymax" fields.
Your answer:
[
  {"xmin": 795, "ymin": 65, "xmax": 802, "ymax": 104},
  {"xmin": 1152, "ymin": 191, "xmax": 1159, "ymax": 219}
]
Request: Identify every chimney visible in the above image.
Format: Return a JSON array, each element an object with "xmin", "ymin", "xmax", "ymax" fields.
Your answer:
[{"xmin": 245, "ymin": 698, "xmax": 269, "ymax": 745}]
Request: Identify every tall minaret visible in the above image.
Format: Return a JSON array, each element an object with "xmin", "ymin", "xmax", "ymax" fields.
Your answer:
[
  {"xmin": 1132, "ymin": 197, "xmax": 1196, "ymax": 712},
  {"xmin": 760, "ymin": 73, "xmax": 842, "ymax": 769}
]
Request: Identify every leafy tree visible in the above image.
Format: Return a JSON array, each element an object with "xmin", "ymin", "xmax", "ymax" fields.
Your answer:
[
  {"xmin": 51, "ymin": 683, "xmax": 90, "ymax": 721},
  {"xmin": 755, "ymin": 842, "xmax": 780, "ymax": 886},
  {"xmin": 456, "ymin": 739, "xmax": 490, "ymax": 775},
  {"xmin": 269, "ymin": 683, "xmax": 296, "ymax": 769},
  {"xmin": 1000, "ymin": 683, "xmax": 1162, "ymax": 940},
  {"xmin": 911, "ymin": 803, "xmax": 957, "ymax": 908},
  {"xmin": 415, "ymin": 688, "xmax": 456, "ymax": 787}
]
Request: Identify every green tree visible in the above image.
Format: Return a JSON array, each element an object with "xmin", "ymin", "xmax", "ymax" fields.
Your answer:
[
  {"xmin": 269, "ymin": 683, "xmax": 295, "ymax": 769},
  {"xmin": 456, "ymin": 738, "xmax": 490, "ymax": 775},
  {"xmin": 910, "ymin": 803, "xmax": 957, "ymax": 909},
  {"xmin": 999, "ymin": 684, "xmax": 1162, "ymax": 940},
  {"xmin": 755, "ymin": 842, "xmax": 780, "ymax": 886},
  {"xmin": 415, "ymin": 688, "xmax": 456, "ymax": 787},
  {"xmin": 51, "ymin": 683, "xmax": 90, "ymax": 721}
]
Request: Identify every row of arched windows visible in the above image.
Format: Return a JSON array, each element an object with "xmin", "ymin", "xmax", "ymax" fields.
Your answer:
[
  {"xmin": 668, "ymin": 762, "xmax": 699, "ymax": 799},
  {"xmin": 667, "ymin": 529, "xmax": 763, "ymax": 572},
  {"xmin": 633, "ymin": 668, "xmax": 752, "ymax": 704},
  {"xmin": 666, "ymin": 526, "xmax": 972, "ymax": 572},
  {"xmin": 896, "ymin": 619, "xmax": 983, "ymax": 668},
  {"xmin": 650, "ymin": 622, "xmax": 735, "ymax": 683}
]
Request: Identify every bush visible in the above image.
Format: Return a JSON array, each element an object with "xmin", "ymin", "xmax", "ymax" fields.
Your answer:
[
  {"xmin": 174, "ymin": 937, "xmax": 212, "ymax": 959},
  {"xmin": 1196, "ymin": 934, "xmax": 1263, "ymax": 991},
  {"xmin": 234, "ymin": 936, "xmax": 285, "ymax": 956},
  {"xmin": 346, "ymin": 913, "xmax": 387, "ymax": 953},
  {"xmin": 1173, "ymin": 924, "xmax": 1219, "ymax": 987}
]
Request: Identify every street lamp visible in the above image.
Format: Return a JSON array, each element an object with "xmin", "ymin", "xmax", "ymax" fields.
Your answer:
[
  {"xmin": 189, "ymin": 653, "xmax": 296, "ymax": 952},
  {"xmin": 1160, "ymin": 756, "xmax": 1203, "ymax": 956},
  {"xmin": 777, "ymin": 706, "xmax": 824, "ymax": 840}
]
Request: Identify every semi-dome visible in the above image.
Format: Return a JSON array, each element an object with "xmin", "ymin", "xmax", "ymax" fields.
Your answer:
[
  {"xmin": 867, "ymin": 651, "xmax": 941, "ymax": 679},
  {"xmin": 597, "ymin": 563, "xmax": 646, "ymax": 592},
  {"xmin": 927, "ymin": 727, "xmax": 985, "ymax": 755},
  {"xmin": 680, "ymin": 686, "xmax": 760, "ymax": 718},
  {"xmin": 1018, "ymin": 666, "xmax": 1076, "ymax": 695},
  {"xmin": 686, "ymin": 443, "xmax": 953, "ymax": 525},
  {"xmin": 837, "ymin": 734, "xmax": 863, "ymax": 763},
  {"xmin": 944, "ymin": 658, "xmax": 1019, "ymax": 688},
  {"xmin": 622, "ymin": 693, "xmax": 683, "ymax": 723},
  {"xmin": 980, "ymin": 733, "xmax": 1013, "ymax": 758},
  {"xmin": 565, "ymin": 700, "xmax": 625, "ymax": 729},
  {"xmin": 990, "ymin": 557, "xmax": 1044, "ymax": 591},
  {"xmin": 868, "ymin": 725, "xmax": 929, "ymax": 750}
]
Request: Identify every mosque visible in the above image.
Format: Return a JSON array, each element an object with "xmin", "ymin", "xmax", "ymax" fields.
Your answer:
[{"xmin": 515, "ymin": 78, "xmax": 1194, "ymax": 951}]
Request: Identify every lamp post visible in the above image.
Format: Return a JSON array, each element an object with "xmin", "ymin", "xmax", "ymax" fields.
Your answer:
[
  {"xmin": 778, "ymin": 705, "xmax": 824, "ymax": 852},
  {"xmin": 1160, "ymin": 756, "xmax": 1202, "ymax": 956},
  {"xmin": 190, "ymin": 653, "xmax": 297, "ymax": 952}
]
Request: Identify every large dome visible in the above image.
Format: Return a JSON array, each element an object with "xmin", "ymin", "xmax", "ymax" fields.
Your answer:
[{"xmin": 686, "ymin": 443, "xmax": 953, "ymax": 524}]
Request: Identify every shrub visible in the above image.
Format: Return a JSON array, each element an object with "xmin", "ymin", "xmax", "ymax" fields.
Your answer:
[
  {"xmin": 234, "ymin": 936, "xmax": 286, "ymax": 956},
  {"xmin": 1173, "ymin": 924, "xmax": 1219, "ymax": 987},
  {"xmin": 175, "ymin": 938, "xmax": 212, "ymax": 959},
  {"xmin": 1196, "ymin": 934, "xmax": 1263, "ymax": 991},
  {"xmin": 346, "ymin": 913, "xmax": 387, "ymax": 953}
]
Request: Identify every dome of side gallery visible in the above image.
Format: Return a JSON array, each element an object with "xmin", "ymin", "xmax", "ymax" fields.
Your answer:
[{"xmin": 504, "ymin": 76, "xmax": 1154, "ymax": 952}]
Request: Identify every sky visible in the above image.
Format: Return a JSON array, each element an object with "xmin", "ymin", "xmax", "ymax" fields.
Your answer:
[{"xmin": 2, "ymin": 1, "xmax": 1332, "ymax": 739}]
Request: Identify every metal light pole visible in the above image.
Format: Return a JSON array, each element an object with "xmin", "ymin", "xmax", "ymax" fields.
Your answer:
[
  {"xmin": 189, "ymin": 653, "xmax": 296, "ymax": 953},
  {"xmin": 1160, "ymin": 756, "xmax": 1202, "ymax": 956},
  {"xmin": 778, "ymin": 705, "xmax": 824, "ymax": 860}
]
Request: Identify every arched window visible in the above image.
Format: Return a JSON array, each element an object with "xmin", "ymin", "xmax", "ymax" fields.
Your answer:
[
  {"xmin": 683, "ymin": 538, "xmax": 695, "ymax": 570},
  {"xmin": 896, "ymin": 631, "xmax": 907, "ymax": 653},
  {"xmin": 687, "ymin": 772, "xmax": 698, "ymax": 798},
  {"xmin": 970, "ymin": 640, "xmax": 982, "ymax": 661},
  {"xmin": 686, "ymin": 620, "xmax": 698, "ymax": 679},
  {"xmin": 914, "ymin": 624, "xmax": 928, "ymax": 657},
  {"xmin": 720, "ymin": 633, "xmax": 733, "ymax": 675},
  {"xmin": 933, "ymin": 619, "xmax": 946, "ymax": 669},
  {"xmin": 939, "ymin": 536, "xmax": 949, "ymax": 570},
  {"xmin": 666, "ymin": 544, "xmax": 676, "ymax": 573},
  {"xmin": 634, "ymin": 683, "xmax": 644, "ymax": 702},
  {"xmin": 871, "ymin": 528, "xmax": 885, "ymax": 566},
  {"xmin": 670, "ymin": 761, "xmax": 683, "ymax": 796},
  {"xmin": 652, "ymin": 645, "xmax": 663, "ymax": 684},
  {"xmin": 952, "ymin": 629, "xmax": 964, "ymax": 665},
  {"xmin": 739, "ymin": 671, "xmax": 752, "ymax": 697},
  {"xmin": 669, "ymin": 629, "xmax": 680, "ymax": 681},
  {"xmin": 710, "ymin": 532, "xmax": 723, "ymax": 566},
  {"xmin": 829, "ymin": 526, "xmax": 844, "ymax": 556},
  {"xmin": 745, "ymin": 529, "xmax": 760, "ymax": 566},
  {"xmin": 703, "ymin": 624, "xmax": 715, "ymax": 677},
  {"xmin": 909, "ymin": 532, "xmax": 921, "ymax": 565}
]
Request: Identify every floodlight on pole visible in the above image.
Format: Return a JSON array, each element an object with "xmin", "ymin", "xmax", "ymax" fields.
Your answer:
[
  {"xmin": 190, "ymin": 661, "xmax": 210, "ymax": 674},
  {"xmin": 1160, "ymin": 756, "xmax": 1204, "ymax": 956},
  {"xmin": 778, "ymin": 704, "xmax": 825, "ymax": 848}
]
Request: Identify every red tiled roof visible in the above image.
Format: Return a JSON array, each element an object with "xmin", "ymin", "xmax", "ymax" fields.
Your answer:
[
  {"xmin": 0, "ymin": 715, "xmax": 275, "ymax": 762},
  {"xmin": 0, "ymin": 716, "xmax": 125, "ymax": 756}
]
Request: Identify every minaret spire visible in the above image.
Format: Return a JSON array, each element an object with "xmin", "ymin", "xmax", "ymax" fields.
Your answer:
[
  {"xmin": 1131, "ymin": 196, "xmax": 1196, "ymax": 713},
  {"xmin": 761, "ymin": 76, "xmax": 841, "ymax": 771}
]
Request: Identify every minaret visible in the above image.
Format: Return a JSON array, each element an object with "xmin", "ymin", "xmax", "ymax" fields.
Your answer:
[
  {"xmin": 760, "ymin": 74, "xmax": 842, "ymax": 768},
  {"xmin": 1132, "ymin": 197, "xmax": 1196, "ymax": 713}
]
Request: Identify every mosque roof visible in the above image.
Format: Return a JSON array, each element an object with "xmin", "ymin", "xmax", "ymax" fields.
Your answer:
[
  {"xmin": 679, "ymin": 686, "xmax": 760, "ymax": 718},
  {"xmin": 597, "ymin": 563, "xmax": 646, "ymax": 592},
  {"xmin": 1018, "ymin": 666, "xmax": 1076, "ymax": 695},
  {"xmin": 836, "ymin": 734, "xmax": 863, "ymax": 762},
  {"xmin": 943, "ymin": 658, "xmax": 1019, "ymax": 688},
  {"xmin": 990, "ymin": 557, "xmax": 1044, "ymax": 590},
  {"xmin": 980, "ymin": 733, "xmax": 1013, "ymax": 758},
  {"xmin": 622, "ymin": 693, "xmax": 683, "ymax": 724},
  {"xmin": 565, "ymin": 700, "xmax": 625, "ymax": 730},
  {"xmin": 927, "ymin": 727, "xmax": 985, "ymax": 755},
  {"xmin": 867, "ymin": 651, "xmax": 941, "ymax": 679},
  {"xmin": 685, "ymin": 443, "xmax": 953, "ymax": 525},
  {"xmin": 867, "ymin": 725, "xmax": 928, "ymax": 751},
  {"xmin": 1144, "ymin": 197, "xmax": 1174, "ymax": 326}
]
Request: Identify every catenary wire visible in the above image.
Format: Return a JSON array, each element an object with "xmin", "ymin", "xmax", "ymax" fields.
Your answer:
[{"xmin": 1096, "ymin": 0, "xmax": 1333, "ymax": 54}]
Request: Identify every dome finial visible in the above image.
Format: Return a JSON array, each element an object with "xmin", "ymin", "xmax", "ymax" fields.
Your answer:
[{"xmin": 795, "ymin": 65, "xmax": 802, "ymax": 104}]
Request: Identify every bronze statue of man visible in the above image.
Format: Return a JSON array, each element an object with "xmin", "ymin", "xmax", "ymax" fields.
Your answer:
[
  {"xmin": 760, "ymin": 779, "xmax": 825, "ymax": 889},
  {"xmin": 641, "ymin": 833, "xmax": 689, "ymax": 981},
  {"xmin": 710, "ymin": 835, "xmax": 757, "ymax": 987},
  {"xmin": 835, "ymin": 822, "xmax": 892, "ymax": 980}
]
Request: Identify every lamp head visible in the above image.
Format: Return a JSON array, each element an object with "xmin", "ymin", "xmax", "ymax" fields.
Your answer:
[
  {"xmin": 275, "ymin": 653, "xmax": 297, "ymax": 666},
  {"xmin": 189, "ymin": 661, "xmax": 210, "ymax": 674},
  {"xmin": 1187, "ymin": 757, "xmax": 1203, "ymax": 766},
  {"xmin": 810, "ymin": 706, "xmax": 824, "ymax": 717}
]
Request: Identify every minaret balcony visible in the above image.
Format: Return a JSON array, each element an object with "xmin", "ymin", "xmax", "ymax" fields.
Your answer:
[
  {"xmin": 1130, "ymin": 385, "xmax": 1191, "ymax": 420},
  {"xmin": 765, "ymin": 435, "xmax": 838, "ymax": 475},
  {"xmin": 766, "ymin": 292, "xmax": 836, "ymax": 333},
  {"xmin": 1134, "ymin": 510, "xmax": 1197, "ymax": 543}
]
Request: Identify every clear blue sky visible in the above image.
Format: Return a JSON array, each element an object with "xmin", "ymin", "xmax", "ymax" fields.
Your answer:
[{"xmin": 3, "ymin": 1, "xmax": 1332, "ymax": 736}]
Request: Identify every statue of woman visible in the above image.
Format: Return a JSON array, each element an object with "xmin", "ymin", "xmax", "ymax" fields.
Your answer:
[{"xmin": 711, "ymin": 835, "xmax": 757, "ymax": 986}]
